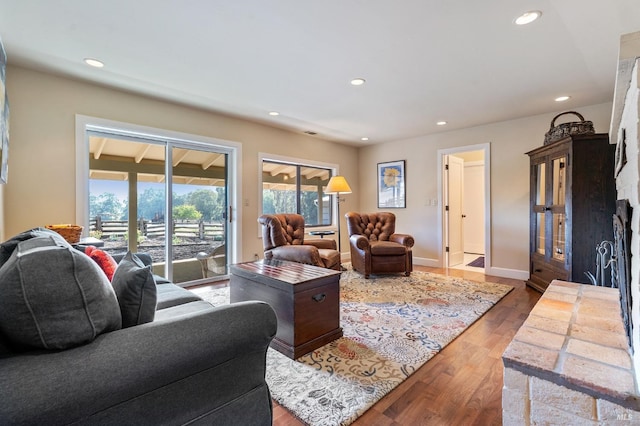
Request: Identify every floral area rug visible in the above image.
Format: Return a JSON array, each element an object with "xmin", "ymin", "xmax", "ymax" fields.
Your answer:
[{"xmin": 196, "ymin": 268, "xmax": 512, "ymax": 426}]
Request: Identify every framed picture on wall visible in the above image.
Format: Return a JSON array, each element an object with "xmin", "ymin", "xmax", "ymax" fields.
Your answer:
[{"xmin": 377, "ymin": 160, "xmax": 405, "ymax": 208}]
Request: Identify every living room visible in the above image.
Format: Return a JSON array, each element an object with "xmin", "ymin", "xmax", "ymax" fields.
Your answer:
[
  {"xmin": 3, "ymin": 50, "xmax": 628, "ymax": 279},
  {"xmin": 1, "ymin": 1, "xmax": 639, "ymax": 425}
]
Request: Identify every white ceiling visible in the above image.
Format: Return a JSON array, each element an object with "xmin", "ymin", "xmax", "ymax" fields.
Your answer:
[{"xmin": 0, "ymin": 1, "xmax": 639, "ymax": 145}]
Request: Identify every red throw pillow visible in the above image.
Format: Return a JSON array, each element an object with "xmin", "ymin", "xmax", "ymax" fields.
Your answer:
[{"xmin": 85, "ymin": 246, "xmax": 118, "ymax": 281}]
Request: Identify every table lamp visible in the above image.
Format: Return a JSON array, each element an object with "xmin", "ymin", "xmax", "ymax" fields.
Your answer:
[{"xmin": 325, "ymin": 175, "xmax": 352, "ymax": 253}]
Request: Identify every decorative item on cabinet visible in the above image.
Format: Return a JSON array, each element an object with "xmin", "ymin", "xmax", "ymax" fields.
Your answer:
[
  {"xmin": 543, "ymin": 111, "xmax": 595, "ymax": 145},
  {"xmin": 525, "ymin": 133, "xmax": 616, "ymax": 292}
]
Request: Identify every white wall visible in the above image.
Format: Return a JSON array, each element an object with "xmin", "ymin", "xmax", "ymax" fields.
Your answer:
[
  {"xmin": 3, "ymin": 65, "xmax": 358, "ymax": 261},
  {"xmin": 359, "ymin": 102, "xmax": 614, "ymax": 276}
]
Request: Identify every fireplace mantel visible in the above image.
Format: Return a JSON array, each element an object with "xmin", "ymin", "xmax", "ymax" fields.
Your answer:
[{"xmin": 502, "ymin": 280, "xmax": 639, "ymax": 424}]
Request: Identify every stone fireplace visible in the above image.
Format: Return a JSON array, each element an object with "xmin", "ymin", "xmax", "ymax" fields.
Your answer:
[
  {"xmin": 612, "ymin": 31, "xmax": 640, "ymax": 390},
  {"xmin": 502, "ymin": 32, "xmax": 640, "ymax": 424},
  {"xmin": 614, "ymin": 200, "xmax": 633, "ymax": 351}
]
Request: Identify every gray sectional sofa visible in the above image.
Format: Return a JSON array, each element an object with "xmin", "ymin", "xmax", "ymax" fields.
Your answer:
[{"xmin": 0, "ymin": 228, "xmax": 277, "ymax": 425}]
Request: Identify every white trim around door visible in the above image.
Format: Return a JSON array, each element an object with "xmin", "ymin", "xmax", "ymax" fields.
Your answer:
[{"xmin": 437, "ymin": 143, "xmax": 491, "ymax": 271}]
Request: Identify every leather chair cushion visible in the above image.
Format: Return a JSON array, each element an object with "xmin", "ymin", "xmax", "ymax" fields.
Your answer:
[
  {"xmin": 279, "ymin": 215, "xmax": 305, "ymax": 245},
  {"xmin": 370, "ymin": 241, "xmax": 407, "ymax": 256},
  {"xmin": 318, "ymin": 248, "xmax": 341, "ymax": 269},
  {"xmin": 348, "ymin": 213, "xmax": 395, "ymax": 242}
]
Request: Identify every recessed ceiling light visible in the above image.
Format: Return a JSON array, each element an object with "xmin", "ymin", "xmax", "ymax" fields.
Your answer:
[
  {"xmin": 436, "ymin": 121, "xmax": 447, "ymax": 126},
  {"xmin": 84, "ymin": 58, "xmax": 104, "ymax": 68},
  {"xmin": 555, "ymin": 95, "xmax": 571, "ymax": 102},
  {"xmin": 515, "ymin": 10, "xmax": 542, "ymax": 25},
  {"xmin": 268, "ymin": 111, "xmax": 280, "ymax": 116},
  {"xmin": 361, "ymin": 137, "xmax": 369, "ymax": 141},
  {"xmin": 350, "ymin": 78, "xmax": 366, "ymax": 86}
]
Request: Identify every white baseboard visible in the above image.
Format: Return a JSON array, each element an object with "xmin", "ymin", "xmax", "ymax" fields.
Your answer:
[
  {"xmin": 485, "ymin": 266, "xmax": 529, "ymax": 280},
  {"xmin": 344, "ymin": 254, "xmax": 529, "ymax": 281},
  {"xmin": 413, "ymin": 257, "xmax": 442, "ymax": 268},
  {"xmin": 346, "ymin": 256, "xmax": 442, "ymax": 268}
]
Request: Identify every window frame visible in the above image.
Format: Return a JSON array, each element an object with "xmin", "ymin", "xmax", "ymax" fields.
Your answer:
[
  {"xmin": 75, "ymin": 115, "xmax": 243, "ymax": 275},
  {"xmin": 258, "ymin": 153, "xmax": 338, "ymax": 230}
]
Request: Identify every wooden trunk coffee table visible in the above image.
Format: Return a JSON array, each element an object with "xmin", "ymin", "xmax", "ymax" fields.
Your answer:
[{"xmin": 230, "ymin": 259, "xmax": 342, "ymax": 359}]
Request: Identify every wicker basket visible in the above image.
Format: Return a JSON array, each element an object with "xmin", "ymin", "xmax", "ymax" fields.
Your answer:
[
  {"xmin": 45, "ymin": 224, "xmax": 83, "ymax": 244},
  {"xmin": 544, "ymin": 111, "xmax": 595, "ymax": 145}
]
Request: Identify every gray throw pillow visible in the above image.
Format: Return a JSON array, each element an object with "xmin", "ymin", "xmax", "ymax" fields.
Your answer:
[
  {"xmin": 111, "ymin": 251, "xmax": 157, "ymax": 328},
  {"xmin": 0, "ymin": 235, "xmax": 122, "ymax": 350},
  {"xmin": 0, "ymin": 227, "xmax": 68, "ymax": 268}
]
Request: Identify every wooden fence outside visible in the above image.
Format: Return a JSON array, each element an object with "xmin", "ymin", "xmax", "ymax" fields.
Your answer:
[{"xmin": 90, "ymin": 217, "xmax": 224, "ymax": 241}]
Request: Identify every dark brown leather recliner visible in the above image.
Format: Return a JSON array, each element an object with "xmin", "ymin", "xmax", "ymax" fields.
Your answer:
[
  {"xmin": 345, "ymin": 211, "xmax": 414, "ymax": 278},
  {"xmin": 258, "ymin": 214, "xmax": 341, "ymax": 270}
]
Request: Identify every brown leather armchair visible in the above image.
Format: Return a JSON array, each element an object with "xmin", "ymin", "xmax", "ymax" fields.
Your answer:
[
  {"xmin": 258, "ymin": 214, "xmax": 341, "ymax": 270},
  {"xmin": 345, "ymin": 212, "xmax": 414, "ymax": 278}
]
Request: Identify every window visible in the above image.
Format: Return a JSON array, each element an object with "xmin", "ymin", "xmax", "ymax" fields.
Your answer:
[
  {"xmin": 261, "ymin": 159, "xmax": 333, "ymax": 227},
  {"xmin": 76, "ymin": 115, "xmax": 241, "ymax": 285},
  {"xmin": 87, "ymin": 134, "xmax": 230, "ymax": 285}
]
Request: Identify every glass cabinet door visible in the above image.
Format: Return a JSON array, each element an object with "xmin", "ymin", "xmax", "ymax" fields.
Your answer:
[
  {"xmin": 536, "ymin": 212, "xmax": 545, "ymax": 255},
  {"xmin": 536, "ymin": 162, "xmax": 546, "ymax": 205},
  {"xmin": 532, "ymin": 155, "xmax": 567, "ymax": 262},
  {"xmin": 550, "ymin": 156, "xmax": 567, "ymax": 262},
  {"xmin": 552, "ymin": 213, "xmax": 565, "ymax": 260},
  {"xmin": 552, "ymin": 157, "xmax": 566, "ymax": 206},
  {"xmin": 533, "ymin": 162, "xmax": 546, "ymax": 255}
]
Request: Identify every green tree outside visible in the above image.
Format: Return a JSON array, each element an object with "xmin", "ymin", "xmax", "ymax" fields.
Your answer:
[
  {"xmin": 90, "ymin": 183, "xmax": 227, "ymax": 224},
  {"xmin": 137, "ymin": 188, "xmax": 165, "ymax": 220},
  {"xmin": 173, "ymin": 204, "xmax": 202, "ymax": 220},
  {"xmin": 184, "ymin": 189, "xmax": 217, "ymax": 221},
  {"xmin": 89, "ymin": 193, "xmax": 125, "ymax": 220}
]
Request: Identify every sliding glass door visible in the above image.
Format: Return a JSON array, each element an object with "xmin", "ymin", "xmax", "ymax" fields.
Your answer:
[
  {"xmin": 88, "ymin": 133, "xmax": 228, "ymax": 285},
  {"xmin": 169, "ymin": 145, "xmax": 227, "ymax": 282}
]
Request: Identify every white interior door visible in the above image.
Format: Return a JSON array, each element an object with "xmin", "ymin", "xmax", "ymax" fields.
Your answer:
[
  {"xmin": 463, "ymin": 162, "xmax": 485, "ymax": 254},
  {"xmin": 447, "ymin": 155, "xmax": 465, "ymax": 266}
]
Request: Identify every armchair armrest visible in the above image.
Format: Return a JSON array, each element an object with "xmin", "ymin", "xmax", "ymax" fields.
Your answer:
[
  {"xmin": 270, "ymin": 244, "xmax": 323, "ymax": 267},
  {"xmin": 304, "ymin": 238, "xmax": 337, "ymax": 250},
  {"xmin": 390, "ymin": 233, "xmax": 415, "ymax": 248},
  {"xmin": 350, "ymin": 234, "xmax": 371, "ymax": 251},
  {"xmin": 0, "ymin": 301, "xmax": 277, "ymax": 425}
]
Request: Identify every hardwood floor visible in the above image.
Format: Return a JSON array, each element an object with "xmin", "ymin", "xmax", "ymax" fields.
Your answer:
[{"xmin": 270, "ymin": 265, "xmax": 542, "ymax": 426}]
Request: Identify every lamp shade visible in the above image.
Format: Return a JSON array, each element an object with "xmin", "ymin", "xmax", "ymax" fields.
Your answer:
[{"xmin": 325, "ymin": 176, "xmax": 352, "ymax": 194}]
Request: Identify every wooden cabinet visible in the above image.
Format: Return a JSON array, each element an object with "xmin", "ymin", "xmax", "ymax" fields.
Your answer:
[{"xmin": 526, "ymin": 133, "xmax": 616, "ymax": 292}]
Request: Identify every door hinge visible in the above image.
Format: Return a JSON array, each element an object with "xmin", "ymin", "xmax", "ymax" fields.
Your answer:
[
  {"xmin": 445, "ymin": 205, "xmax": 449, "ymax": 211},
  {"xmin": 445, "ymin": 246, "xmax": 450, "ymax": 252},
  {"xmin": 445, "ymin": 164, "xmax": 449, "ymax": 170}
]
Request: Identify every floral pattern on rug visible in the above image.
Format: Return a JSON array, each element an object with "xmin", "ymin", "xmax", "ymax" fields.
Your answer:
[{"xmin": 198, "ymin": 268, "xmax": 512, "ymax": 426}]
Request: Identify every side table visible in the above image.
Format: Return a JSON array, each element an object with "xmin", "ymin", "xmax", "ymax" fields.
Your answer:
[
  {"xmin": 79, "ymin": 237, "xmax": 105, "ymax": 247},
  {"xmin": 308, "ymin": 230, "xmax": 336, "ymax": 239}
]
